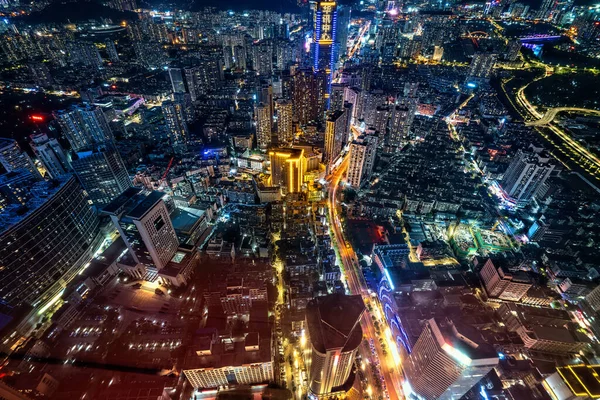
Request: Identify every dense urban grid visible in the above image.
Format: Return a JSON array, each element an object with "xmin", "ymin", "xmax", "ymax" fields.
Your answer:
[{"xmin": 0, "ymin": 0, "xmax": 600, "ymax": 399}]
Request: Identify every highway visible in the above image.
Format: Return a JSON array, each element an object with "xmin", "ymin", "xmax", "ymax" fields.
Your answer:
[
  {"xmin": 327, "ymin": 155, "xmax": 405, "ymax": 400},
  {"xmin": 515, "ymin": 80, "xmax": 600, "ymax": 177},
  {"xmin": 525, "ymin": 106, "xmax": 600, "ymax": 126}
]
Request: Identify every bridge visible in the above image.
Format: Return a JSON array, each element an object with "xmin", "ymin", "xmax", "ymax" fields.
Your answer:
[
  {"xmin": 519, "ymin": 34, "xmax": 562, "ymax": 42},
  {"xmin": 526, "ymin": 107, "xmax": 600, "ymax": 126}
]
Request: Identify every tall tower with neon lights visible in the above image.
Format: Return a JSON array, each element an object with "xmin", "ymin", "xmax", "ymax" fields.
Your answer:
[{"xmin": 312, "ymin": 1, "xmax": 339, "ymax": 108}]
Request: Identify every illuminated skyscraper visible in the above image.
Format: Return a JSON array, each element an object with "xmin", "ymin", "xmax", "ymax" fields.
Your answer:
[
  {"xmin": 292, "ymin": 68, "xmax": 327, "ymax": 124},
  {"xmin": 324, "ymin": 109, "xmax": 347, "ymax": 164},
  {"xmin": 269, "ymin": 147, "xmax": 305, "ymax": 194},
  {"xmin": 275, "ymin": 99, "xmax": 294, "ymax": 143},
  {"xmin": 29, "ymin": 133, "xmax": 70, "ymax": 179},
  {"xmin": 54, "ymin": 104, "xmax": 114, "ymax": 151},
  {"xmin": 403, "ymin": 318, "xmax": 498, "ymax": 400},
  {"xmin": 0, "ymin": 138, "xmax": 41, "ymax": 179},
  {"xmin": 500, "ymin": 146, "xmax": 555, "ymax": 207},
  {"xmin": 347, "ymin": 132, "xmax": 378, "ymax": 188},
  {"xmin": 465, "ymin": 53, "xmax": 497, "ymax": 84},
  {"xmin": 255, "ymin": 102, "xmax": 272, "ymax": 149},
  {"xmin": 312, "ymin": 1, "xmax": 339, "ymax": 105},
  {"xmin": 103, "ymin": 188, "xmax": 179, "ymax": 271},
  {"xmin": 71, "ymin": 143, "xmax": 132, "ymax": 206},
  {"xmin": 305, "ymin": 294, "xmax": 365, "ymax": 398},
  {"xmin": 162, "ymin": 100, "xmax": 189, "ymax": 146}
]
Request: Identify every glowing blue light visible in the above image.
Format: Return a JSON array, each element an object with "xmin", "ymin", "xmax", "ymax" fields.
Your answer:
[
  {"xmin": 383, "ymin": 268, "xmax": 395, "ymax": 290},
  {"xmin": 252, "ymin": 94, "xmax": 257, "ymax": 100},
  {"xmin": 228, "ymin": 11, "xmax": 234, "ymax": 15},
  {"xmin": 467, "ymin": 82, "xmax": 477, "ymax": 88}
]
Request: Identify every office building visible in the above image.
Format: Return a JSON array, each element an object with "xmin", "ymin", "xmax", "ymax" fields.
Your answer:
[
  {"xmin": 275, "ymin": 99, "xmax": 294, "ymax": 144},
  {"xmin": 257, "ymin": 81, "xmax": 274, "ymax": 125},
  {"xmin": 0, "ymin": 138, "xmax": 41, "ymax": 179},
  {"xmin": 347, "ymin": 133, "xmax": 378, "ymax": 188},
  {"xmin": 29, "ymin": 133, "xmax": 70, "ymax": 179},
  {"xmin": 54, "ymin": 104, "xmax": 114, "ymax": 151},
  {"xmin": 71, "ymin": 144, "xmax": 132, "ymax": 206},
  {"xmin": 0, "ymin": 175, "xmax": 101, "ymax": 310},
  {"xmin": 269, "ymin": 147, "xmax": 305, "ymax": 194},
  {"xmin": 479, "ymin": 258, "xmax": 532, "ymax": 302},
  {"xmin": 544, "ymin": 364, "xmax": 600, "ymax": 400},
  {"xmin": 500, "ymin": 147, "xmax": 555, "ymax": 207},
  {"xmin": 403, "ymin": 318, "xmax": 498, "ymax": 400},
  {"xmin": 103, "ymin": 188, "xmax": 179, "ymax": 271},
  {"xmin": 169, "ymin": 67, "xmax": 186, "ymax": 93},
  {"xmin": 324, "ymin": 109, "xmax": 347, "ymax": 164},
  {"xmin": 162, "ymin": 100, "xmax": 189, "ymax": 146},
  {"xmin": 305, "ymin": 294, "xmax": 365, "ymax": 398},
  {"xmin": 255, "ymin": 103, "xmax": 272, "ymax": 149},
  {"xmin": 292, "ymin": 68, "xmax": 327, "ymax": 124}
]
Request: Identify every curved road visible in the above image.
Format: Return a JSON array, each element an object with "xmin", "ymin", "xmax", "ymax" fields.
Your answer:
[
  {"xmin": 327, "ymin": 156, "xmax": 405, "ymax": 400},
  {"xmin": 525, "ymin": 107, "xmax": 600, "ymax": 126}
]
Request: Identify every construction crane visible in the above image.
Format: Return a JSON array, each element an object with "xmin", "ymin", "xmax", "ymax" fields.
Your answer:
[{"xmin": 159, "ymin": 157, "xmax": 174, "ymax": 189}]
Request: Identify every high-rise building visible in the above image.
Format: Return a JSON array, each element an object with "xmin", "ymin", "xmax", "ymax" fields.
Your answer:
[
  {"xmin": 324, "ymin": 109, "xmax": 347, "ymax": 164},
  {"xmin": 403, "ymin": 318, "xmax": 498, "ymax": 400},
  {"xmin": 500, "ymin": 146, "xmax": 555, "ymax": 207},
  {"xmin": 479, "ymin": 258, "xmax": 532, "ymax": 302},
  {"xmin": 104, "ymin": 39, "xmax": 119, "ymax": 62},
  {"xmin": 252, "ymin": 40, "xmax": 273, "ymax": 76},
  {"xmin": 169, "ymin": 67, "xmax": 186, "ymax": 93},
  {"xmin": 347, "ymin": 133, "xmax": 378, "ymax": 188},
  {"xmin": 466, "ymin": 53, "xmax": 497, "ymax": 84},
  {"xmin": 162, "ymin": 100, "xmax": 189, "ymax": 146},
  {"xmin": 71, "ymin": 144, "xmax": 132, "ymax": 206},
  {"xmin": 54, "ymin": 104, "xmax": 114, "ymax": 151},
  {"xmin": 293, "ymin": 68, "xmax": 327, "ymax": 124},
  {"xmin": 257, "ymin": 82, "xmax": 274, "ymax": 125},
  {"xmin": 275, "ymin": 100, "xmax": 294, "ymax": 144},
  {"xmin": 0, "ymin": 138, "xmax": 41, "ymax": 179},
  {"xmin": 0, "ymin": 175, "xmax": 101, "ymax": 310},
  {"xmin": 388, "ymin": 101, "xmax": 416, "ymax": 148},
  {"xmin": 305, "ymin": 294, "xmax": 365, "ymax": 398},
  {"xmin": 312, "ymin": 0, "xmax": 339, "ymax": 104},
  {"xmin": 255, "ymin": 102, "xmax": 272, "ymax": 149},
  {"xmin": 329, "ymin": 83, "xmax": 346, "ymax": 111},
  {"xmin": 103, "ymin": 188, "xmax": 179, "ymax": 270},
  {"xmin": 269, "ymin": 147, "xmax": 305, "ymax": 194},
  {"xmin": 29, "ymin": 133, "xmax": 70, "ymax": 179}
]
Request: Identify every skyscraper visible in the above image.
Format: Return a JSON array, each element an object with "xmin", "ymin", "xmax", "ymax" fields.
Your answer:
[
  {"xmin": 71, "ymin": 143, "xmax": 132, "ymax": 207},
  {"xmin": 347, "ymin": 132, "xmax": 378, "ymax": 188},
  {"xmin": 293, "ymin": 69, "xmax": 327, "ymax": 124},
  {"xmin": 104, "ymin": 39, "xmax": 119, "ymax": 62},
  {"xmin": 403, "ymin": 318, "xmax": 498, "ymax": 400},
  {"xmin": 162, "ymin": 100, "xmax": 189, "ymax": 147},
  {"xmin": 54, "ymin": 104, "xmax": 114, "ymax": 151},
  {"xmin": 388, "ymin": 101, "xmax": 416, "ymax": 148},
  {"xmin": 500, "ymin": 146, "xmax": 555, "ymax": 207},
  {"xmin": 466, "ymin": 53, "xmax": 497, "ymax": 84},
  {"xmin": 0, "ymin": 175, "xmax": 101, "ymax": 310},
  {"xmin": 169, "ymin": 67, "xmax": 186, "ymax": 93},
  {"xmin": 0, "ymin": 138, "xmax": 41, "ymax": 179},
  {"xmin": 312, "ymin": 0, "xmax": 339, "ymax": 104},
  {"xmin": 255, "ymin": 102, "xmax": 272, "ymax": 149},
  {"xmin": 257, "ymin": 81, "xmax": 274, "ymax": 126},
  {"xmin": 275, "ymin": 99, "xmax": 294, "ymax": 143},
  {"xmin": 29, "ymin": 133, "xmax": 70, "ymax": 179},
  {"xmin": 324, "ymin": 109, "xmax": 347, "ymax": 164},
  {"xmin": 269, "ymin": 147, "xmax": 305, "ymax": 194},
  {"xmin": 305, "ymin": 294, "xmax": 365, "ymax": 398},
  {"xmin": 103, "ymin": 188, "xmax": 180, "ymax": 271}
]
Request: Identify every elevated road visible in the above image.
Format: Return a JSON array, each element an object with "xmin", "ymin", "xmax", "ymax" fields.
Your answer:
[{"xmin": 526, "ymin": 107, "xmax": 600, "ymax": 126}]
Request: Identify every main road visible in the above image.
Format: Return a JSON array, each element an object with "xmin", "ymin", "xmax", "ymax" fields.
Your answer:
[
  {"xmin": 525, "ymin": 106, "xmax": 600, "ymax": 126},
  {"xmin": 326, "ymin": 155, "xmax": 405, "ymax": 400}
]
